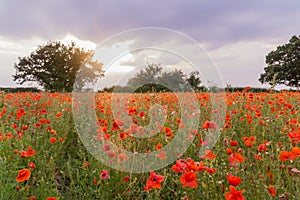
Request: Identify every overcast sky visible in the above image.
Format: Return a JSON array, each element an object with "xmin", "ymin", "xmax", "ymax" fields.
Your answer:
[{"xmin": 1, "ymin": 0, "xmax": 300, "ymax": 89}]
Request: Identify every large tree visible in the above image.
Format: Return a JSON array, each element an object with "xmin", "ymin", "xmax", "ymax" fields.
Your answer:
[
  {"xmin": 13, "ymin": 41, "xmax": 103, "ymax": 92},
  {"xmin": 259, "ymin": 35, "xmax": 300, "ymax": 89}
]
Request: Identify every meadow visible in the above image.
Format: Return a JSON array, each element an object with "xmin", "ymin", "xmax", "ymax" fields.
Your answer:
[{"xmin": 0, "ymin": 90, "xmax": 299, "ymax": 199}]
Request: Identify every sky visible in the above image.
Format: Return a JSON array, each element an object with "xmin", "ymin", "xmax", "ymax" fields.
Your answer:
[{"xmin": 1, "ymin": 0, "xmax": 300, "ymax": 89}]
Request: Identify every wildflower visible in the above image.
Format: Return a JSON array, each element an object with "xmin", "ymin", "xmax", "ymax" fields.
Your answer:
[
  {"xmin": 202, "ymin": 150, "xmax": 216, "ymax": 160},
  {"xmin": 230, "ymin": 140, "xmax": 238, "ymax": 147},
  {"xmin": 254, "ymin": 154, "xmax": 263, "ymax": 161},
  {"xmin": 50, "ymin": 129, "xmax": 57, "ymax": 135},
  {"xmin": 123, "ymin": 176, "xmax": 130, "ymax": 182},
  {"xmin": 81, "ymin": 161, "xmax": 90, "ymax": 168},
  {"xmin": 288, "ymin": 129, "xmax": 300, "ymax": 144},
  {"xmin": 119, "ymin": 132, "xmax": 128, "ymax": 140},
  {"xmin": 22, "ymin": 125, "xmax": 28, "ymax": 130},
  {"xmin": 16, "ymin": 169, "xmax": 31, "ymax": 182},
  {"xmin": 93, "ymin": 178, "xmax": 98, "ymax": 186},
  {"xmin": 257, "ymin": 144, "xmax": 267, "ymax": 152},
  {"xmin": 205, "ymin": 167, "xmax": 216, "ymax": 174},
  {"xmin": 56, "ymin": 111, "xmax": 63, "ymax": 118},
  {"xmin": 46, "ymin": 198, "xmax": 58, "ymax": 200},
  {"xmin": 100, "ymin": 170, "xmax": 110, "ymax": 180},
  {"xmin": 163, "ymin": 127, "xmax": 173, "ymax": 138},
  {"xmin": 224, "ymin": 185, "xmax": 246, "ymax": 200},
  {"xmin": 227, "ymin": 174, "xmax": 241, "ymax": 186},
  {"xmin": 197, "ymin": 161, "xmax": 207, "ymax": 172},
  {"xmin": 202, "ymin": 121, "xmax": 217, "ymax": 129},
  {"xmin": 185, "ymin": 158, "xmax": 198, "ymax": 171},
  {"xmin": 154, "ymin": 142, "xmax": 162, "ymax": 150},
  {"xmin": 226, "ymin": 148, "xmax": 233, "ymax": 155},
  {"xmin": 21, "ymin": 146, "xmax": 35, "ymax": 158},
  {"xmin": 268, "ymin": 186, "xmax": 277, "ymax": 197},
  {"xmin": 50, "ymin": 137, "xmax": 57, "ymax": 144},
  {"xmin": 27, "ymin": 162, "xmax": 36, "ymax": 169},
  {"xmin": 16, "ymin": 185, "xmax": 21, "ymax": 191},
  {"xmin": 180, "ymin": 171, "xmax": 198, "ymax": 188},
  {"xmin": 229, "ymin": 153, "xmax": 244, "ymax": 164},
  {"xmin": 144, "ymin": 171, "xmax": 165, "ymax": 191},
  {"xmin": 157, "ymin": 151, "xmax": 167, "ymax": 160},
  {"xmin": 171, "ymin": 159, "xmax": 187, "ymax": 173}
]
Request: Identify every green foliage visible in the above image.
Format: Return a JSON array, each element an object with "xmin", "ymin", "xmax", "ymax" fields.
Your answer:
[
  {"xmin": 105, "ymin": 63, "xmax": 204, "ymax": 93},
  {"xmin": 0, "ymin": 87, "xmax": 41, "ymax": 93},
  {"xmin": 259, "ymin": 35, "xmax": 300, "ymax": 89},
  {"xmin": 185, "ymin": 71, "xmax": 202, "ymax": 91},
  {"xmin": 127, "ymin": 63, "xmax": 163, "ymax": 87},
  {"xmin": 13, "ymin": 41, "xmax": 104, "ymax": 92}
]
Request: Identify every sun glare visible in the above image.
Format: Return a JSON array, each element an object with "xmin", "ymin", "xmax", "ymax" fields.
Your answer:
[{"xmin": 61, "ymin": 34, "xmax": 97, "ymax": 50}]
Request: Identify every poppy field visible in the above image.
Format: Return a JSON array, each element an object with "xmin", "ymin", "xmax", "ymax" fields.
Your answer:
[{"xmin": 0, "ymin": 90, "xmax": 299, "ymax": 199}]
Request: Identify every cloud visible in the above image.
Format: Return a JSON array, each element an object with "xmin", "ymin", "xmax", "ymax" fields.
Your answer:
[{"xmin": 1, "ymin": 0, "xmax": 300, "ymax": 48}]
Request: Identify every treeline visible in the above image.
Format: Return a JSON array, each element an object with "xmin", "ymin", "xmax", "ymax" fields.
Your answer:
[
  {"xmin": 0, "ymin": 87, "xmax": 41, "ymax": 93},
  {"xmin": 99, "ymin": 63, "xmax": 283, "ymax": 93},
  {"xmin": 99, "ymin": 86, "xmax": 285, "ymax": 93}
]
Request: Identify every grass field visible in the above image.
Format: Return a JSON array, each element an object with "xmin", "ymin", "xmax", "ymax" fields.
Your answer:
[{"xmin": 0, "ymin": 91, "xmax": 299, "ymax": 199}]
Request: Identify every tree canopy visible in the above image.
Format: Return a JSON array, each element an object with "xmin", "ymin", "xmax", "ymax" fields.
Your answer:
[
  {"xmin": 13, "ymin": 41, "xmax": 103, "ymax": 92},
  {"xmin": 124, "ymin": 63, "xmax": 202, "ymax": 92},
  {"xmin": 259, "ymin": 35, "xmax": 300, "ymax": 89}
]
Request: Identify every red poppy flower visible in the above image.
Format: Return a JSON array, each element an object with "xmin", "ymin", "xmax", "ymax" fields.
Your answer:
[
  {"xmin": 202, "ymin": 121, "xmax": 217, "ymax": 129},
  {"xmin": 144, "ymin": 171, "xmax": 165, "ymax": 191},
  {"xmin": 157, "ymin": 151, "xmax": 167, "ymax": 160},
  {"xmin": 226, "ymin": 148, "xmax": 233, "ymax": 155},
  {"xmin": 27, "ymin": 162, "xmax": 36, "ymax": 169},
  {"xmin": 205, "ymin": 167, "xmax": 216, "ymax": 174},
  {"xmin": 268, "ymin": 186, "xmax": 276, "ymax": 197},
  {"xmin": 254, "ymin": 154, "xmax": 263, "ymax": 161},
  {"xmin": 154, "ymin": 142, "xmax": 162, "ymax": 150},
  {"xmin": 257, "ymin": 144, "xmax": 267, "ymax": 152},
  {"xmin": 230, "ymin": 140, "xmax": 238, "ymax": 147},
  {"xmin": 202, "ymin": 150, "xmax": 216, "ymax": 160},
  {"xmin": 171, "ymin": 159, "xmax": 187, "ymax": 173},
  {"xmin": 229, "ymin": 153, "xmax": 244, "ymax": 164},
  {"xmin": 46, "ymin": 197, "xmax": 58, "ymax": 200},
  {"xmin": 49, "ymin": 137, "xmax": 57, "ymax": 144},
  {"xmin": 180, "ymin": 171, "xmax": 198, "ymax": 188},
  {"xmin": 100, "ymin": 170, "xmax": 110, "ymax": 180},
  {"xmin": 21, "ymin": 146, "xmax": 35, "ymax": 158},
  {"xmin": 16, "ymin": 169, "xmax": 31, "ymax": 182},
  {"xmin": 292, "ymin": 147, "xmax": 300, "ymax": 156},
  {"xmin": 227, "ymin": 174, "xmax": 241, "ymax": 186},
  {"xmin": 185, "ymin": 158, "xmax": 198, "ymax": 171},
  {"xmin": 56, "ymin": 111, "xmax": 63, "ymax": 118},
  {"xmin": 197, "ymin": 161, "xmax": 208, "ymax": 172},
  {"xmin": 123, "ymin": 176, "xmax": 130, "ymax": 182},
  {"xmin": 225, "ymin": 185, "xmax": 246, "ymax": 200},
  {"xmin": 288, "ymin": 129, "xmax": 300, "ymax": 144}
]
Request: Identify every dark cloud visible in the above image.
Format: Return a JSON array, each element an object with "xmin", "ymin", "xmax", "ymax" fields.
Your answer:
[{"xmin": 1, "ymin": 0, "xmax": 300, "ymax": 48}]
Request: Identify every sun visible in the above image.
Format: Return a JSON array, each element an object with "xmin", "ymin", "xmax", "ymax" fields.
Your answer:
[{"xmin": 61, "ymin": 34, "xmax": 96, "ymax": 51}]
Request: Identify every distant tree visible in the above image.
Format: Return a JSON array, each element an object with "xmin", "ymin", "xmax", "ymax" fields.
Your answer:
[
  {"xmin": 127, "ymin": 63, "xmax": 163, "ymax": 86},
  {"xmin": 185, "ymin": 71, "xmax": 202, "ymax": 91},
  {"xmin": 123, "ymin": 63, "xmax": 205, "ymax": 93},
  {"xmin": 13, "ymin": 41, "xmax": 103, "ymax": 92},
  {"xmin": 259, "ymin": 35, "xmax": 300, "ymax": 89},
  {"xmin": 158, "ymin": 69, "xmax": 186, "ymax": 92}
]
